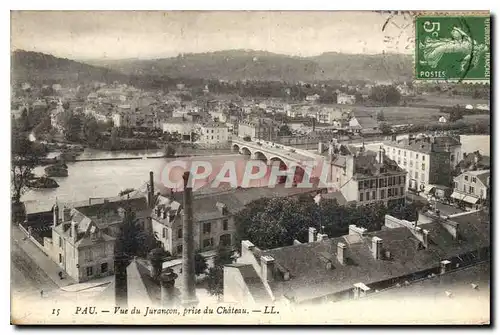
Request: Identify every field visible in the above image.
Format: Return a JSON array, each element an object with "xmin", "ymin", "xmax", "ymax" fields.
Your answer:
[{"xmin": 358, "ymin": 106, "xmax": 442, "ymax": 126}]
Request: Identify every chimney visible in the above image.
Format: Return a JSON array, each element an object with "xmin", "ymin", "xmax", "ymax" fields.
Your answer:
[
  {"xmin": 337, "ymin": 242, "xmax": 346, "ymax": 265},
  {"xmin": 316, "ymin": 233, "xmax": 328, "ymax": 241},
  {"xmin": 318, "ymin": 141, "xmax": 324, "ymax": 154},
  {"xmin": 349, "ymin": 225, "xmax": 367, "ymax": 236},
  {"xmin": 114, "ymin": 255, "xmax": 128, "ymax": 308},
  {"xmin": 53, "ymin": 203, "xmax": 60, "ymax": 227},
  {"xmin": 159, "ymin": 268, "xmax": 178, "ymax": 307},
  {"xmin": 372, "ymin": 237, "xmax": 383, "ymax": 260},
  {"xmin": 181, "ymin": 172, "xmax": 197, "ymax": 306},
  {"xmin": 422, "ymin": 229, "xmax": 429, "ymax": 248},
  {"xmin": 261, "ymin": 255, "xmax": 275, "ymax": 283},
  {"xmin": 308, "ymin": 227, "xmax": 317, "ymax": 243},
  {"xmin": 440, "ymin": 219, "xmax": 459, "ymax": 240},
  {"xmin": 149, "ymin": 171, "xmax": 155, "ymax": 208}
]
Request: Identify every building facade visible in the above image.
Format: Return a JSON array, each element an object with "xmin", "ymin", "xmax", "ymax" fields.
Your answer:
[
  {"xmin": 199, "ymin": 122, "xmax": 229, "ymax": 144},
  {"xmin": 383, "ymin": 135, "xmax": 460, "ymax": 193},
  {"xmin": 325, "ymin": 141, "xmax": 407, "ymax": 206},
  {"xmin": 451, "ymin": 170, "xmax": 490, "ymax": 209}
]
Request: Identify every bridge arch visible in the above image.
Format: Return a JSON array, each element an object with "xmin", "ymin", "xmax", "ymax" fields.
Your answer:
[
  {"xmin": 232, "ymin": 143, "xmax": 240, "ymax": 153},
  {"xmin": 252, "ymin": 151, "xmax": 268, "ymax": 162},
  {"xmin": 240, "ymin": 147, "xmax": 251, "ymax": 156}
]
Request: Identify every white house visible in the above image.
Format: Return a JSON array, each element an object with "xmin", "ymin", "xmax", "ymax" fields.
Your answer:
[{"xmin": 199, "ymin": 122, "xmax": 229, "ymax": 144}]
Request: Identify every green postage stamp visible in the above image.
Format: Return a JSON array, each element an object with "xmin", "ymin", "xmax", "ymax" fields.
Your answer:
[{"xmin": 415, "ymin": 14, "xmax": 490, "ymax": 81}]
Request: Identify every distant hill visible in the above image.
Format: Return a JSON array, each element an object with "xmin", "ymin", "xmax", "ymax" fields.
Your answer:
[
  {"xmin": 86, "ymin": 49, "xmax": 413, "ymax": 83},
  {"xmin": 11, "ymin": 50, "xmax": 128, "ymax": 86},
  {"xmin": 12, "ymin": 49, "xmax": 414, "ymax": 87}
]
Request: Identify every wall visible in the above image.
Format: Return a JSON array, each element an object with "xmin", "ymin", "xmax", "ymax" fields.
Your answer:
[
  {"xmin": 223, "ymin": 266, "xmax": 256, "ymax": 304},
  {"xmin": 454, "ymin": 172, "xmax": 488, "ymax": 199},
  {"xmin": 77, "ymin": 241, "xmax": 115, "ymax": 283}
]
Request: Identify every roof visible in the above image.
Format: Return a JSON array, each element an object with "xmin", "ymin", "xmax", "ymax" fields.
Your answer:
[
  {"xmin": 462, "ymin": 170, "xmax": 490, "ymax": 186},
  {"xmin": 385, "ymin": 136, "xmax": 461, "ymax": 154},
  {"xmin": 245, "ymin": 212, "xmax": 489, "ymax": 303},
  {"xmin": 458, "ymin": 153, "xmax": 490, "ymax": 170},
  {"xmin": 72, "ymin": 195, "xmax": 149, "ymax": 217},
  {"xmin": 226, "ymin": 264, "xmax": 271, "ymax": 303}
]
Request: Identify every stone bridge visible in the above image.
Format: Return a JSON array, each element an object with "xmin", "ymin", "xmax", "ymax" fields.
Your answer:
[{"xmin": 230, "ymin": 138, "xmax": 329, "ymax": 186}]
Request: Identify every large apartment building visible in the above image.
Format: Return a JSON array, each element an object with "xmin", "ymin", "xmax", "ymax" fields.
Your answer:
[
  {"xmin": 324, "ymin": 140, "xmax": 407, "ymax": 207},
  {"xmin": 383, "ymin": 134, "xmax": 461, "ymax": 193}
]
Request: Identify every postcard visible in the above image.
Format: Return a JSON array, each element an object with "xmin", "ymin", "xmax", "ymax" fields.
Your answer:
[{"xmin": 10, "ymin": 10, "xmax": 490, "ymax": 325}]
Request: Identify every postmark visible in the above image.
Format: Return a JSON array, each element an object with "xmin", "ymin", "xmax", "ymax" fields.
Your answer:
[{"xmin": 415, "ymin": 15, "xmax": 490, "ymax": 82}]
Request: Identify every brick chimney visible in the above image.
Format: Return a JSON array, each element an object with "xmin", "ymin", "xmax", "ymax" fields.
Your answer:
[
  {"xmin": 261, "ymin": 255, "xmax": 275, "ymax": 283},
  {"xmin": 308, "ymin": 227, "xmax": 317, "ymax": 243},
  {"xmin": 372, "ymin": 237, "xmax": 383, "ymax": 260},
  {"xmin": 337, "ymin": 242, "xmax": 346, "ymax": 265},
  {"xmin": 181, "ymin": 172, "xmax": 197, "ymax": 306}
]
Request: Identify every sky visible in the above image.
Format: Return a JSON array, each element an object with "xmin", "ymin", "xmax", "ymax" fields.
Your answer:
[{"xmin": 11, "ymin": 11, "xmax": 414, "ymax": 60}]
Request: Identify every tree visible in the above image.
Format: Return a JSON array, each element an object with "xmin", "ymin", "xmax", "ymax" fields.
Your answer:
[
  {"xmin": 116, "ymin": 207, "xmax": 156, "ymax": 261},
  {"xmin": 194, "ymin": 252, "xmax": 208, "ymax": 276},
  {"xmin": 11, "ymin": 131, "xmax": 45, "ymax": 204},
  {"xmin": 147, "ymin": 248, "xmax": 171, "ymax": 279},
  {"xmin": 207, "ymin": 245, "xmax": 234, "ymax": 300},
  {"xmin": 61, "ymin": 111, "xmax": 83, "ymax": 142},
  {"xmin": 379, "ymin": 122, "xmax": 392, "ymax": 135},
  {"xmin": 449, "ymin": 105, "xmax": 464, "ymax": 122},
  {"xmin": 82, "ymin": 115, "xmax": 100, "ymax": 145},
  {"xmin": 277, "ymin": 124, "xmax": 292, "ymax": 136},
  {"xmin": 164, "ymin": 144, "xmax": 176, "ymax": 158},
  {"xmin": 376, "ymin": 110, "xmax": 385, "ymax": 122},
  {"xmin": 207, "ymin": 266, "xmax": 224, "ymax": 301},
  {"xmin": 369, "ymin": 85, "xmax": 401, "ymax": 105}
]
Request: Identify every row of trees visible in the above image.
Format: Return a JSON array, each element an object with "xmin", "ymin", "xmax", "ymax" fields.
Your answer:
[{"xmin": 234, "ymin": 194, "xmax": 422, "ymax": 250}]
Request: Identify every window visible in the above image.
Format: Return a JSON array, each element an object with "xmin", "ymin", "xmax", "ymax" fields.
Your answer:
[
  {"xmin": 177, "ymin": 228, "xmax": 182, "ymax": 239},
  {"xmin": 59, "ymin": 237, "xmax": 62, "ymax": 247},
  {"xmin": 422, "ymin": 155, "xmax": 425, "ymax": 161},
  {"xmin": 404, "ymin": 151, "xmax": 407, "ymax": 157},
  {"xmin": 451, "ymin": 154, "xmax": 455, "ymax": 162},
  {"xmin": 465, "ymin": 175, "xmax": 469, "ymax": 181},
  {"xmin": 410, "ymin": 160, "xmax": 413, "ymax": 167},
  {"xmin": 380, "ymin": 190, "xmax": 385, "ymax": 199},
  {"xmin": 416, "ymin": 153, "xmax": 419, "ymax": 159},
  {"xmin": 58, "ymin": 253, "xmax": 62, "ymax": 263},
  {"xmin": 398, "ymin": 150, "xmax": 401, "ymax": 155},
  {"xmin": 359, "ymin": 192, "xmax": 364, "ymax": 201},
  {"xmin": 454, "ymin": 181, "xmax": 458, "ymax": 188},
  {"xmin": 366, "ymin": 192, "xmax": 370, "ymax": 201},
  {"xmin": 469, "ymin": 186, "xmax": 475, "ymax": 194},
  {"xmin": 400, "ymin": 187, "xmax": 404, "ymax": 196},
  {"xmin": 176, "ymin": 244, "xmax": 183, "ymax": 254},
  {"xmin": 211, "ymin": 136, "xmax": 214, "ymax": 140},
  {"xmin": 394, "ymin": 188, "xmax": 398, "ymax": 196},
  {"xmin": 162, "ymin": 228, "xmax": 166, "ymax": 238},
  {"xmin": 203, "ymin": 222, "xmax": 211, "ymax": 234},
  {"xmin": 86, "ymin": 266, "xmax": 93, "ymax": 277},
  {"xmin": 397, "ymin": 158, "xmax": 401, "ymax": 164},
  {"xmin": 372, "ymin": 191, "xmax": 376, "ymax": 200},
  {"xmin": 464, "ymin": 185, "xmax": 467, "ymax": 192},
  {"xmin": 392, "ymin": 148, "xmax": 395, "ymax": 154},
  {"xmin": 203, "ymin": 238, "xmax": 214, "ymax": 248},
  {"xmin": 388, "ymin": 189, "xmax": 392, "ymax": 197},
  {"xmin": 223, "ymin": 219, "xmax": 229, "ymax": 230},
  {"xmin": 403, "ymin": 159, "xmax": 407, "ymax": 166},
  {"xmin": 415, "ymin": 171, "xmax": 418, "ymax": 179},
  {"xmin": 421, "ymin": 163, "xmax": 425, "ymax": 171},
  {"xmin": 472, "ymin": 177, "xmax": 477, "ymax": 183},
  {"xmin": 101, "ymin": 263, "xmax": 108, "ymax": 273}
]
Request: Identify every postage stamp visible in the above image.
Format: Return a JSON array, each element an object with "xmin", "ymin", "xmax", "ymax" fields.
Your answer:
[{"xmin": 415, "ymin": 15, "xmax": 490, "ymax": 81}]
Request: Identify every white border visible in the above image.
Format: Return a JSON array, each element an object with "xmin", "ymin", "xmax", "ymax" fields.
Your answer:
[{"xmin": 2, "ymin": 1, "xmax": 498, "ymax": 334}]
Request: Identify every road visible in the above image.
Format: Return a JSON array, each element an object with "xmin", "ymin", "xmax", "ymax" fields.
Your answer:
[{"xmin": 11, "ymin": 236, "xmax": 58, "ymax": 300}]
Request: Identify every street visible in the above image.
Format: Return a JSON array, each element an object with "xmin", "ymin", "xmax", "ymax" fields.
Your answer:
[{"xmin": 11, "ymin": 236, "xmax": 58, "ymax": 300}]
